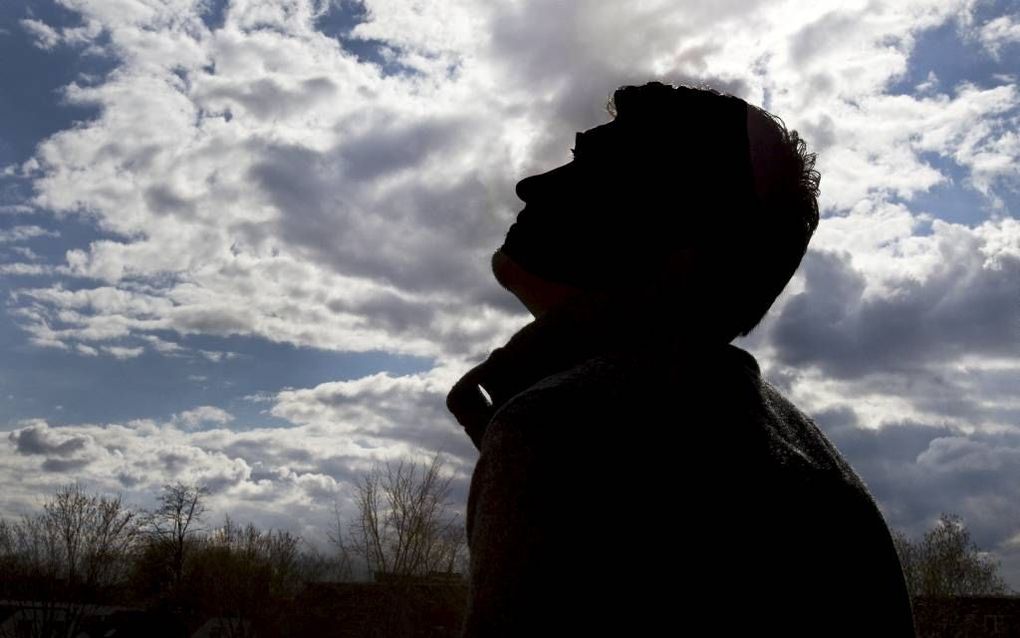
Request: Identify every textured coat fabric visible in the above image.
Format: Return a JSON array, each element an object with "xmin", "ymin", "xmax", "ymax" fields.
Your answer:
[{"xmin": 448, "ymin": 298, "xmax": 916, "ymax": 637}]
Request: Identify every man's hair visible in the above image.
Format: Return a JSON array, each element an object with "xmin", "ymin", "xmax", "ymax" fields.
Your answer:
[{"xmin": 607, "ymin": 82, "xmax": 821, "ymax": 339}]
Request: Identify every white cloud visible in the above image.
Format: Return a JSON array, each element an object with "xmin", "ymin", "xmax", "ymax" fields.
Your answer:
[
  {"xmin": 272, "ymin": 369, "xmax": 450, "ymax": 434},
  {"xmin": 198, "ymin": 349, "xmax": 239, "ymax": 362},
  {"xmin": 0, "ymin": 365, "xmax": 472, "ymax": 536},
  {"xmin": 0, "ymin": 225, "xmax": 58, "ymax": 243},
  {"xmin": 978, "ymin": 14, "xmax": 1020, "ymax": 59},
  {"xmin": 76, "ymin": 343, "xmax": 99, "ymax": 356},
  {"xmin": 810, "ymin": 84, "xmax": 1019, "ymax": 212},
  {"xmin": 3, "ymin": 0, "xmax": 1020, "ymax": 585},
  {"xmin": 754, "ymin": 216, "xmax": 1019, "ymax": 437},
  {"xmin": 19, "ymin": 18, "xmax": 61, "ymax": 50},
  {"xmin": 174, "ymin": 405, "xmax": 235, "ymax": 429},
  {"xmin": 915, "ymin": 70, "xmax": 940, "ymax": 94},
  {"xmin": 0, "ymin": 263, "xmax": 56, "ymax": 276},
  {"xmin": 9, "ymin": 246, "xmax": 41, "ymax": 261},
  {"xmin": 0, "ymin": 204, "xmax": 37, "ymax": 215},
  {"xmin": 143, "ymin": 334, "xmax": 185, "ymax": 354},
  {"xmin": 814, "ymin": 419, "xmax": 1020, "ymax": 584},
  {"xmin": 102, "ymin": 345, "xmax": 144, "ymax": 359},
  {"xmin": 11, "ymin": 0, "xmax": 1017, "ymax": 369}
]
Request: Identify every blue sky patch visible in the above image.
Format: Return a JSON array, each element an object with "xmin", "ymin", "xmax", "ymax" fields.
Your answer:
[
  {"xmin": 313, "ymin": 0, "xmax": 420, "ymax": 77},
  {"xmin": 197, "ymin": 0, "xmax": 230, "ymax": 33},
  {"xmin": 0, "ymin": 0, "xmax": 117, "ymax": 169},
  {"xmin": 889, "ymin": 0, "xmax": 1018, "ymax": 97},
  {"xmin": 895, "ymin": 152, "xmax": 1003, "ymax": 227},
  {"xmin": 0, "ymin": 322, "xmax": 433, "ymax": 429}
]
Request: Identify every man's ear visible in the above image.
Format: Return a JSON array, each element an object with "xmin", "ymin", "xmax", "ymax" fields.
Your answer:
[
  {"xmin": 662, "ymin": 248, "xmax": 700, "ymax": 280},
  {"xmin": 624, "ymin": 247, "xmax": 701, "ymax": 305}
]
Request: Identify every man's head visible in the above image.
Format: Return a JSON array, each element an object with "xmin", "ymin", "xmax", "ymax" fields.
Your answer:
[{"xmin": 495, "ymin": 81, "xmax": 820, "ymax": 341}]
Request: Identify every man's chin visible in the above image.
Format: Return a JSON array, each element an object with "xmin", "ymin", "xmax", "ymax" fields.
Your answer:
[{"xmin": 490, "ymin": 247, "xmax": 514, "ymax": 289}]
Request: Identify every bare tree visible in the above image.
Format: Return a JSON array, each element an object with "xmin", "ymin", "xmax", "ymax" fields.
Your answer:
[
  {"xmin": 0, "ymin": 513, "xmax": 67, "ymax": 638},
  {"xmin": 893, "ymin": 513, "xmax": 1011, "ymax": 597},
  {"xmin": 327, "ymin": 500, "xmax": 356, "ymax": 582},
  {"xmin": 0, "ymin": 484, "xmax": 139, "ymax": 638},
  {"xmin": 191, "ymin": 515, "xmax": 304, "ymax": 638},
  {"xmin": 145, "ymin": 481, "xmax": 209, "ymax": 591},
  {"xmin": 335, "ymin": 453, "xmax": 467, "ymax": 581},
  {"xmin": 42, "ymin": 483, "xmax": 139, "ymax": 589}
]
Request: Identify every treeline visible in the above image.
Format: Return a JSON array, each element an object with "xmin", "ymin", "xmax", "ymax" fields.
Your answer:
[
  {"xmin": 0, "ymin": 454, "xmax": 1013, "ymax": 637},
  {"xmin": 892, "ymin": 513, "xmax": 1010, "ymax": 598},
  {"xmin": 0, "ymin": 454, "xmax": 468, "ymax": 638}
]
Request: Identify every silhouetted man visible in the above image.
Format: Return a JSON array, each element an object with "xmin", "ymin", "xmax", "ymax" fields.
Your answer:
[{"xmin": 447, "ymin": 82, "xmax": 916, "ymax": 636}]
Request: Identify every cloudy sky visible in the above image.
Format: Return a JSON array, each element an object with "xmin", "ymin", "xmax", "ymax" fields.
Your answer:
[{"xmin": 1, "ymin": 0, "xmax": 1018, "ymax": 585}]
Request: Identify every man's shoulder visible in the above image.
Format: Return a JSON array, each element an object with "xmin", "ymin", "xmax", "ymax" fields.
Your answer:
[
  {"xmin": 494, "ymin": 354, "xmax": 622, "ymax": 413},
  {"xmin": 494, "ymin": 342, "xmax": 760, "ymax": 408},
  {"xmin": 480, "ymin": 354, "xmax": 620, "ymax": 455},
  {"xmin": 466, "ymin": 344, "xmax": 916, "ymax": 636},
  {"xmin": 484, "ymin": 343, "xmax": 871, "ymax": 489},
  {"xmin": 480, "ymin": 343, "xmax": 766, "ymax": 454}
]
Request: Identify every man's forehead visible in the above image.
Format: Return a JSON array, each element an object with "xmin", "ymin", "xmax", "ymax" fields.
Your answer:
[
  {"xmin": 573, "ymin": 92, "xmax": 740, "ymax": 158},
  {"xmin": 573, "ymin": 121, "xmax": 627, "ymax": 156},
  {"xmin": 572, "ymin": 119, "xmax": 675, "ymax": 164}
]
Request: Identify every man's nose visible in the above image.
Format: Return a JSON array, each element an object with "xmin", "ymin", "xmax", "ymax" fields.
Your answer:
[
  {"xmin": 515, "ymin": 163, "xmax": 572, "ymax": 203},
  {"xmin": 515, "ymin": 174, "xmax": 541, "ymax": 202}
]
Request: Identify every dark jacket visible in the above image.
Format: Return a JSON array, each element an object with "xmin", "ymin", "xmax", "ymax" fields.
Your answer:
[{"xmin": 447, "ymin": 295, "xmax": 916, "ymax": 637}]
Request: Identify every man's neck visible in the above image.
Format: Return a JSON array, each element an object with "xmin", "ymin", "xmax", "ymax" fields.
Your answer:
[{"xmin": 447, "ymin": 287, "xmax": 733, "ymax": 450}]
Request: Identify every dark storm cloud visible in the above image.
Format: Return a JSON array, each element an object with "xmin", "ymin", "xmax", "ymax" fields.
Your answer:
[
  {"xmin": 9, "ymin": 422, "xmax": 99, "ymax": 473},
  {"xmin": 770, "ymin": 247, "xmax": 1020, "ymax": 378},
  {"xmin": 202, "ymin": 76, "xmax": 337, "ymax": 122},
  {"xmin": 809, "ymin": 405, "xmax": 859, "ymax": 430},
  {"xmin": 144, "ymin": 184, "xmax": 196, "ymax": 217},
  {"xmin": 825, "ymin": 417, "xmax": 958, "ymax": 468},
  {"xmin": 10, "ymin": 422, "xmax": 90, "ymax": 456},
  {"xmin": 296, "ymin": 475, "xmax": 337, "ymax": 501},
  {"xmin": 202, "ymin": 471, "xmax": 247, "ymax": 495},
  {"xmin": 485, "ymin": 1, "xmax": 756, "ymax": 173},
  {"xmin": 789, "ymin": 9, "xmax": 862, "ymax": 65},
  {"xmin": 247, "ymin": 121, "xmax": 507, "ymax": 303},
  {"xmin": 42, "ymin": 457, "xmax": 94, "ymax": 472},
  {"xmin": 821, "ymin": 369, "xmax": 1011, "ymax": 430},
  {"xmin": 248, "ymin": 465, "xmax": 279, "ymax": 484},
  {"xmin": 797, "ymin": 113, "xmax": 838, "ymax": 152},
  {"xmin": 326, "ymin": 289, "xmax": 439, "ymax": 335},
  {"xmin": 221, "ymin": 439, "xmax": 314, "ymax": 466},
  {"xmin": 314, "ymin": 454, "xmax": 373, "ymax": 486},
  {"xmin": 336, "ymin": 115, "xmax": 464, "ymax": 181},
  {"xmin": 116, "ymin": 471, "xmax": 142, "ymax": 487},
  {"xmin": 817, "ymin": 416, "xmax": 1020, "ymax": 556},
  {"xmin": 158, "ymin": 450, "xmax": 192, "ymax": 473},
  {"xmin": 172, "ymin": 305, "xmax": 254, "ymax": 334}
]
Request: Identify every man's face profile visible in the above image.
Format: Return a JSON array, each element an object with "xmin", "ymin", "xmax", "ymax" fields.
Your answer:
[
  {"xmin": 513, "ymin": 122, "xmax": 624, "ymax": 207},
  {"xmin": 492, "ymin": 123, "xmax": 624, "ymax": 317},
  {"xmin": 495, "ymin": 116, "xmax": 697, "ymax": 316},
  {"xmin": 490, "ymin": 142, "xmax": 596, "ymax": 316}
]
